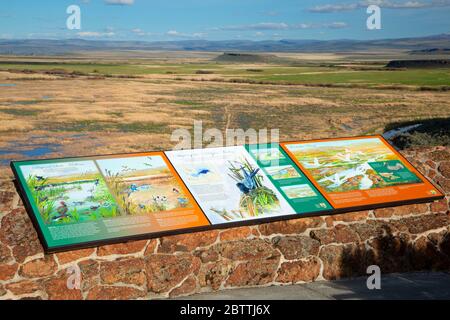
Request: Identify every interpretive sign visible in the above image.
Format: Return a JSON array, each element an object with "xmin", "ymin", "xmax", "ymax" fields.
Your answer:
[{"xmin": 11, "ymin": 136, "xmax": 443, "ymax": 252}]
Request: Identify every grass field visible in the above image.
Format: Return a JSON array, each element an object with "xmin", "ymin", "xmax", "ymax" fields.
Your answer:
[
  {"xmin": 1, "ymin": 60, "xmax": 449, "ymax": 86},
  {"xmin": 0, "ymin": 51, "xmax": 449, "ymax": 177}
]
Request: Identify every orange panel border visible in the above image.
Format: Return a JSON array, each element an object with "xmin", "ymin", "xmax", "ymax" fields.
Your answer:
[{"xmin": 280, "ymin": 135, "xmax": 444, "ymax": 210}]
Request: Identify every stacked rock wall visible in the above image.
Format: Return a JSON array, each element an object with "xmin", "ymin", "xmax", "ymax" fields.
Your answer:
[{"xmin": 0, "ymin": 147, "xmax": 449, "ymax": 299}]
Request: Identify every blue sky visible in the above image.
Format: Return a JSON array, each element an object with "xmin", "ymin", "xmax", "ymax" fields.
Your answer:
[
  {"xmin": 97, "ymin": 155, "xmax": 167, "ymax": 175},
  {"xmin": 286, "ymin": 138, "xmax": 382, "ymax": 151},
  {"xmin": 0, "ymin": 0, "xmax": 449, "ymax": 41},
  {"xmin": 21, "ymin": 160, "xmax": 98, "ymax": 178}
]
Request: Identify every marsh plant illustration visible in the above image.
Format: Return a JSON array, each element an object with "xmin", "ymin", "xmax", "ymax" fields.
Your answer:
[
  {"xmin": 211, "ymin": 158, "xmax": 280, "ymax": 221},
  {"xmin": 23, "ymin": 161, "xmax": 118, "ymax": 225},
  {"xmin": 97, "ymin": 155, "xmax": 192, "ymax": 215}
]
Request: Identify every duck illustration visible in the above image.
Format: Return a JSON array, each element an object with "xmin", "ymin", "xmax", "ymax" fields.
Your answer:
[
  {"xmin": 52, "ymin": 201, "xmax": 71, "ymax": 221},
  {"xmin": 172, "ymin": 187, "xmax": 180, "ymax": 194},
  {"xmin": 35, "ymin": 176, "xmax": 45, "ymax": 181},
  {"xmin": 153, "ymin": 195, "xmax": 168, "ymax": 205},
  {"xmin": 90, "ymin": 205, "xmax": 100, "ymax": 211},
  {"xmin": 177, "ymin": 198, "xmax": 188, "ymax": 206}
]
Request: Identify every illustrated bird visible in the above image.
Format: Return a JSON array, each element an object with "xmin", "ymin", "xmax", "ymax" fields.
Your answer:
[
  {"xmin": 177, "ymin": 198, "xmax": 188, "ymax": 206},
  {"xmin": 38, "ymin": 196, "xmax": 48, "ymax": 202},
  {"xmin": 307, "ymin": 158, "xmax": 320, "ymax": 167},
  {"xmin": 386, "ymin": 163, "xmax": 404, "ymax": 171},
  {"xmin": 335, "ymin": 152, "xmax": 352, "ymax": 162},
  {"xmin": 138, "ymin": 184, "xmax": 151, "ymax": 191},
  {"xmin": 52, "ymin": 201, "xmax": 71, "ymax": 221},
  {"xmin": 35, "ymin": 176, "xmax": 45, "ymax": 181},
  {"xmin": 236, "ymin": 167, "xmax": 259, "ymax": 194},
  {"xmin": 153, "ymin": 195, "xmax": 168, "ymax": 204},
  {"xmin": 144, "ymin": 157, "xmax": 153, "ymax": 167},
  {"xmin": 173, "ymin": 187, "xmax": 180, "ymax": 194},
  {"xmin": 332, "ymin": 174, "xmax": 344, "ymax": 185},
  {"xmin": 139, "ymin": 204, "xmax": 146, "ymax": 209},
  {"xmin": 90, "ymin": 205, "xmax": 100, "ymax": 211},
  {"xmin": 191, "ymin": 168, "xmax": 210, "ymax": 177}
]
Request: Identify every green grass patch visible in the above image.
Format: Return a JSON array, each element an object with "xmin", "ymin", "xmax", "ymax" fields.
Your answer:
[
  {"xmin": 0, "ymin": 61, "xmax": 226, "ymax": 76},
  {"xmin": 0, "ymin": 108, "xmax": 42, "ymax": 116},
  {"xmin": 174, "ymin": 100, "xmax": 200, "ymax": 106},
  {"xmin": 249, "ymin": 68, "xmax": 450, "ymax": 86},
  {"xmin": 38, "ymin": 120, "xmax": 168, "ymax": 134}
]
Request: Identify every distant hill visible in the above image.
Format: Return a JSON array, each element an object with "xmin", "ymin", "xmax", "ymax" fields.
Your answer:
[
  {"xmin": 410, "ymin": 48, "xmax": 450, "ymax": 55},
  {"xmin": 0, "ymin": 34, "xmax": 450, "ymax": 55},
  {"xmin": 386, "ymin": 59, "xmax": 450, "ymax": 68},
  {"xmin": 214, "ymin": 52, "xmax": 289, "ymax": 63}
]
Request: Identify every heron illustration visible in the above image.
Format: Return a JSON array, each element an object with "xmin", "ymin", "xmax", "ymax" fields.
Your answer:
[{"xmin": 236, "ymin": 167, "xmax": 260, "ymax": 194}]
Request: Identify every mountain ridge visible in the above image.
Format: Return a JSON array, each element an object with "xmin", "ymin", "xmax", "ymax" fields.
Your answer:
[{"xmin": 0, "ymin": 34, "xmax": 449, "ymax": 55}]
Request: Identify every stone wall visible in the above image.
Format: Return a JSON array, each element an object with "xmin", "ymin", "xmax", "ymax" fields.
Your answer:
[{"xmin": 0, "ymin": 146, "xmax": 449, "ymax": 300}]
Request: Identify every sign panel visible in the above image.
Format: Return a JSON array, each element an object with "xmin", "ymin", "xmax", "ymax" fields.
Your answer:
[
  {"xmin": 11, "ymin": 136, "xmax": 443, "ymax": 252},
  {"xmin": 280, "ymin": 136, "xmax": 443, "ymax": 210},
  {"xmin": 11, "ymin": 152, "xmax": 209, "ymax": 252},
  {"xmin": 166, "ymin": 145, "xmax": 332, "ymax": 226},
  {"xmin": 245, "ymin": 144, "xmax": 332, "ymax": 214}
]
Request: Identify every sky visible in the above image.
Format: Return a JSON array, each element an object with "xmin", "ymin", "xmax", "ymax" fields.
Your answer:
[
  {"xmin": 0, "ymin": 0, "xmax": 449, "ymax": 41},
  {"xmin": 97, "ymin": 155, "xmax": 167, "ymax": 175},
  {"xmin": 287, "ymin": 138, "xmax": 382, "ymax": 151},
  {"xmin": 21, "ymin": 160, "xmax": 98, "ymax": 178}
]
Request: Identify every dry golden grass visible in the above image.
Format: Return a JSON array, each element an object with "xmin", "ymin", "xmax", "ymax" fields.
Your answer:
[{"xmin": 0, "ymin": 56, "xmax": 449, "ymax": 180}]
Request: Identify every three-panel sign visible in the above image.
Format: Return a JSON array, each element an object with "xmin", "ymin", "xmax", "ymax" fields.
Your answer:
[{"xmin": 11, "ymin": 136, "xmax": 444, "ymax": 252}]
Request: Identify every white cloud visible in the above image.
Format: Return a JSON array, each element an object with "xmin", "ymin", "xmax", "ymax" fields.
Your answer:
[
  {"xmin": 216, "ymin": 22, "xmax": 290, "ymax": 31},
  {"xmin": 214, "ymin": 22, "xmax": 348, "ymax": 31},
  {"xmin": 131, "ymin": 28, "xmax": 146, "ymax": 36},
  {"xmin": 309, "ymin": 0, "xmax": 450, "ymax": 12},
  {"xmin": 77, "ymin": 31, "xmax": 115, "ymax": 37},
  {"xmin": 166, "ymin": 30, "xmax": 206, "ymax": 38},
  {"xmin": 167, "ymin": 30, "xmax": 180, "ymax": 36},
  {"xmin": 309, "ymin": 3, "xmax": 358, "ymax": 12},
  {"xmin": 325, "ymin": 22, "xmax": 349, "ymax": 29},
  {"xmin": 105, "ymin": 0, "xmax": 134, "ymax": 5}
]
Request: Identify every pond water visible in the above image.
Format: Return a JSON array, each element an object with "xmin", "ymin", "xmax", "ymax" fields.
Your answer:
[
  {"xmin": 319, "ymin": 162, "xmax": 375, "ymax": 190},
  {"xmin": 51, "ymin": 181, "xmax": 99, "ymax": 210},
  {"xmin": 45, "ymin": 181, "xmax": 113, "ymax": 222},
  {"xmin": 0, "ymin": 143, "xmax": 61, "ymax": 165},
  {"xmin": 383, "ymin": 124, "xmax": 423, "ymax": 140},
  {"xmin": 0, "ymin": 84, "xmax": 16, "ymax": 87}
]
